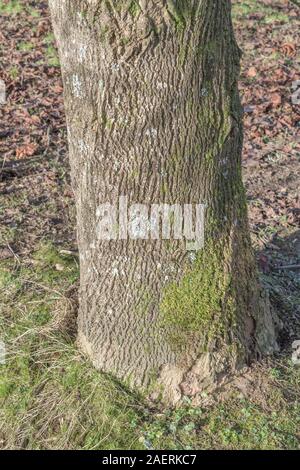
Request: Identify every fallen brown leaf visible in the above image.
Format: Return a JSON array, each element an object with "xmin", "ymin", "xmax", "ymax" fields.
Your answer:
[
  {"xmin": 281, "ymin": 42, "xmax": 296, "ymax": 57},
  {"xmin": 16, "ymin": 142, "xmax": 38, "ymax": 159},
  {"xmin": 270, "ymin": 93, "xmax": 282, "ymax": 107},
  {"xmin": 247, "ymin": 67, "xmax": 257, "ymax": 78}
]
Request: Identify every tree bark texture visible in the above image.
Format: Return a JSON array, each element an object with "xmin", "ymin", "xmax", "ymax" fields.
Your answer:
[{"xmin": 49, "ymin": 0, "xmax": 278, "ymax": 404}]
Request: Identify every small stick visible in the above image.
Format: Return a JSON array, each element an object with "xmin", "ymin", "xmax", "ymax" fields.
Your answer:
[{"xmin": 274, "ymin": 264, "xmax": 300, "ymax": 271}]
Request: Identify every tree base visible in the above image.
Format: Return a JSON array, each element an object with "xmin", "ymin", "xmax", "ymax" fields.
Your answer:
[{"xmin": 78, "ymin": 289, "xmax": 279, "ymax": 406}]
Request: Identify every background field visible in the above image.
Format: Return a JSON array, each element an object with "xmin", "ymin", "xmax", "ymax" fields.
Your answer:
[{"xmin": 0, "ymin": 0, "xmax": 299, "ymax": 449}]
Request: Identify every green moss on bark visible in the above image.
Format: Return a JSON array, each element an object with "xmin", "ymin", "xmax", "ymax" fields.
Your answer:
[
  {"xmin": 128, "ymin": 1, "xmax": 141, "ymax": 17},
  {"xmin": 159, "ymin": 240, "xmax": 237, "ymax": 349},
  {"xmin": 166, "ymin": 0, "xmax": 197, "ymax": 29},
  {"xmin": 198, "ymin": 99, "xmax": 232, "ymax": 164}
]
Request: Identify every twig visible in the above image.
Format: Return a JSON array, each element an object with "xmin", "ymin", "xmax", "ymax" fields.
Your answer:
[{"xmin": 274, "ymin": 264, "xmax": 300, "ymax": 271}]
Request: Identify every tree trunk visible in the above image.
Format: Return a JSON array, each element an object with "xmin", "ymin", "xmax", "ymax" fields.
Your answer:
[{"xmin": 49, "ymin": 0, "xmax": 278, "ymax": 404}]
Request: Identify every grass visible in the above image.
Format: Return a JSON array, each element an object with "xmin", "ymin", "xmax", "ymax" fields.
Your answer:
[
  {"xmin": 45, "ymin": 45, "xmax": 60, "ymax": 67},
  {"xmin": 42, "ymin": 33, "xmax": 60, "ymax": 67},
  {"xmin": 0, "ymin": 0, "xmax": 39, "ymax": 17},
  {"xmin": 0, "ymin": 244, "xmax": 143, "ymax": 450},
  {"xmin": 0, "ymin": 244, "xmax": 299, "ymax": 450},
  {"xmin": 232, "ymin": 0, "xmax": 290, "ymax": 24},
  {"xmin": 17, "ymin": 41, "xmax": 34, "ymax": 52},
  {"xmin": 0, "ymin": 1, "xmax": 59, "ymax": 67},
  {"xmin": 0, "ymin": 0, "xmax": 23, "ymax": 15}
]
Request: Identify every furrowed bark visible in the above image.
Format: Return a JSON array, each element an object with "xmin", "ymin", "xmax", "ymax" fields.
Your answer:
[{"xmin": 49, "ymin": 0, "xmax": 278, "ymax": 404}]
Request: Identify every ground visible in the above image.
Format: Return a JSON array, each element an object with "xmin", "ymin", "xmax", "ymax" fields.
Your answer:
[{"xmin": 0, "ymin": 0, "xmax": 299, "ymax": 450}]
